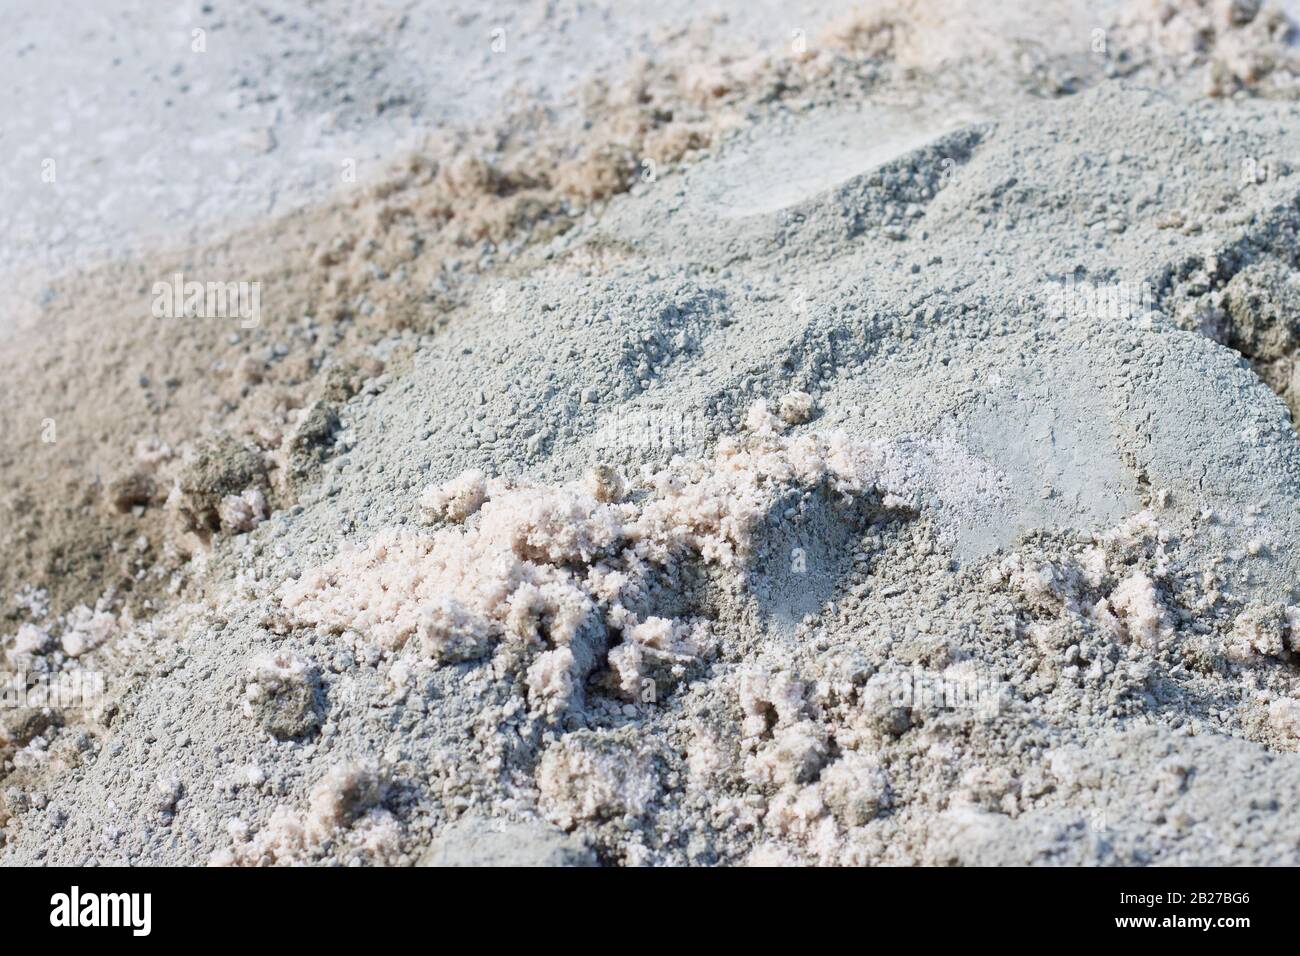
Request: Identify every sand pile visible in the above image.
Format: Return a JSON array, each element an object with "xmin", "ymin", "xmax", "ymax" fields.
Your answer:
[{"xmin": 6, "ymin": 0, "xmax": 1300, "ymax": 865}]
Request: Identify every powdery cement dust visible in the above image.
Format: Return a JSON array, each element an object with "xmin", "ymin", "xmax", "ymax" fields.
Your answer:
[{"xmin": 6, "ymin": 0, "xmax": 1300, "ymax": 866}]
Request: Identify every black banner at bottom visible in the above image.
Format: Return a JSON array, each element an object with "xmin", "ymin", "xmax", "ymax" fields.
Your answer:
[{"xmin": 0, "ymin": 866, "xmax": 1279, "ymax": 942}]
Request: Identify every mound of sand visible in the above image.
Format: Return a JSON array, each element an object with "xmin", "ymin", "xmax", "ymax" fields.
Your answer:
[{"xmin": 6, "ymin": 0, "xmax": 1300, "ymax": 866}]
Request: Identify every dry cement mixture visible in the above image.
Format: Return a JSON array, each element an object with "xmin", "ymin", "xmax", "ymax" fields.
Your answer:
[{"xmin": 4, "ymin": 0, "xmax": 1300, "ymax": 866}]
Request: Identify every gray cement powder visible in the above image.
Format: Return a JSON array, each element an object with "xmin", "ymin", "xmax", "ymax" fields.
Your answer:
[{"xmin": 6, "ymin": 2, "xmax": 1300, "ymax": 866}]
